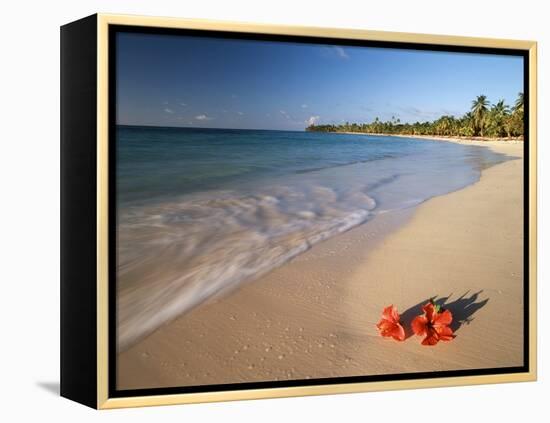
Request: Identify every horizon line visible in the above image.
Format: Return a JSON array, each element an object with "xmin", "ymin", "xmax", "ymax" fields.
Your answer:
[{"xmin": 116, "ymin": 123, "xmax": 308, "ymax": 132}]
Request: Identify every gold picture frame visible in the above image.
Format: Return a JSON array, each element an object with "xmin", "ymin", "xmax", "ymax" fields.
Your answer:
[{"xmin": 60, "ymin": 13, "xmax": 537, "ymax": 409}]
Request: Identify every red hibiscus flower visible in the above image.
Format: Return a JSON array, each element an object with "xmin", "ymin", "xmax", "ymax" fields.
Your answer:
[
  {"xmin": 411, "ymin": 300, "xmax": 455, "ymax": 346},
  {"xmin": 376, "ymin": 305, "xmax": 405, "ymax": 341}
]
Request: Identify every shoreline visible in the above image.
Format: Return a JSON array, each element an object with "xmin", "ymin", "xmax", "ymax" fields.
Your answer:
[
  {"xmin": 334, "ymin": 131, "xmax": 524, "ymax": 145},
  {"xmin": 117, "ymin": 141, "xmax": 524, "ymax": 390}
]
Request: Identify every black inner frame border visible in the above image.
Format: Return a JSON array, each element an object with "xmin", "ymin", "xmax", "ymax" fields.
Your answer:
[{"xmin": 108, "ymin": 24, "xmax": 530, "ymax": 399}]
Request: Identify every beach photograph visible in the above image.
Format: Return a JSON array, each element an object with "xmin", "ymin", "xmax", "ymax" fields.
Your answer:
[{"xmin": 114, "ymin": 31, "xmax": 525, "ymax": 390}]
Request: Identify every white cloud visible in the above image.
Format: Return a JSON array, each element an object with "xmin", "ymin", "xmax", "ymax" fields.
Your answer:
[
  {"xmin": 195, "ymin": 114, "xmax": 213, "ymax": 121},
  {"xmin": 164, "ymin": 108, "xmax": 174, "ymax": 114},
  {"xmin": 320, "ymin": 46, "xmax": 350, "ymax": 60},
  {"xmin": 237, "ymin": 111, "xmax": 244, "ymax": 115},
  {"xmin": 179, "ymin": 102, "xmax": 187, "ymax": 107},
  {"xmin": 301, "ymin": 104, "xmax": 308, "ymax": 109},
  {"xmin": 334, "ymin": 46, "xmax": 349, "ymax": 59},
  {"xmin": 306, "ymin": 115, "xmax": 320, "ymax": 126},
  {"xmin": 280, "ymin": 110, "xmax": 290, "ymax": 119}
]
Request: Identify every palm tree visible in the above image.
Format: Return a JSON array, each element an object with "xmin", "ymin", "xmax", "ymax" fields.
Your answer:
[
  {"xmin": 493, "ymin": 99, "xmax": 510, "ymax": 116},
  {"xmin": 514, "ymin": 92, "xmax": 524, "ymax": 113},
  {"xmin": 471, "ymin": 95, "xmax": 490, "ymax": 136},
  {"xmin": 486, "ymin": 100, "xmax": 510, "ymax": 137},
  {"xmin": 305, "ymin": 94, "xmax": 523, "ymax": 138}
]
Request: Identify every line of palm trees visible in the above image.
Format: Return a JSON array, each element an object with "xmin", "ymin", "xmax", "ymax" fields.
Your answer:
[{"xmin": 307, "ymin": 93, "xmax": 524, "ymax": 139}]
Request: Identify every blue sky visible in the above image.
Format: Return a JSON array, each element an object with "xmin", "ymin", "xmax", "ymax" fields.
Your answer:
[{"xmin": 116, "ymin": 32, "xmax": 523, "ymax": 130}]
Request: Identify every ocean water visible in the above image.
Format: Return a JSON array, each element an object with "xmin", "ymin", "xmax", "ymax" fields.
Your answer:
[{"xmin": 116, "ymin": 125, "xmax": 510, "ymax": 350}]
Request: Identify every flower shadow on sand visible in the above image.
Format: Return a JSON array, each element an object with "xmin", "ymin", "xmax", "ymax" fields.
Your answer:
[{"xmin": 400, "ymin": 291, "xmax": 489, "ymax": 339}]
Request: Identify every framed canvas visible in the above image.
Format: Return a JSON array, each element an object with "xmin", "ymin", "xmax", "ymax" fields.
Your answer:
[{"xmin": 60, "ymin": 13, "xmax": 537, "ymax": 409}]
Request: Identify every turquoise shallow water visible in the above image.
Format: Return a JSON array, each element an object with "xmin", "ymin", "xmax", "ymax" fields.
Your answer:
[
  {"xmin": 118, "ymin": 126, "xmax": 424, "ymax": 206},
  {"xmin": 115, "ymin": 125, "xmax": 510, "ymax": 350}
]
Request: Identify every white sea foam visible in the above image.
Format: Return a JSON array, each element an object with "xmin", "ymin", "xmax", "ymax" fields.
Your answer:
[{"xmin": 117, "ymin": 180, "xmax": 377, "ymax": 351}]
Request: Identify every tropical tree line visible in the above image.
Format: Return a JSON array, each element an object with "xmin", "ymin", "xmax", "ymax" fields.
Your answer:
[{"xmin": 306, "ymin": 94, "xmax": 524, "ymax": 139}]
